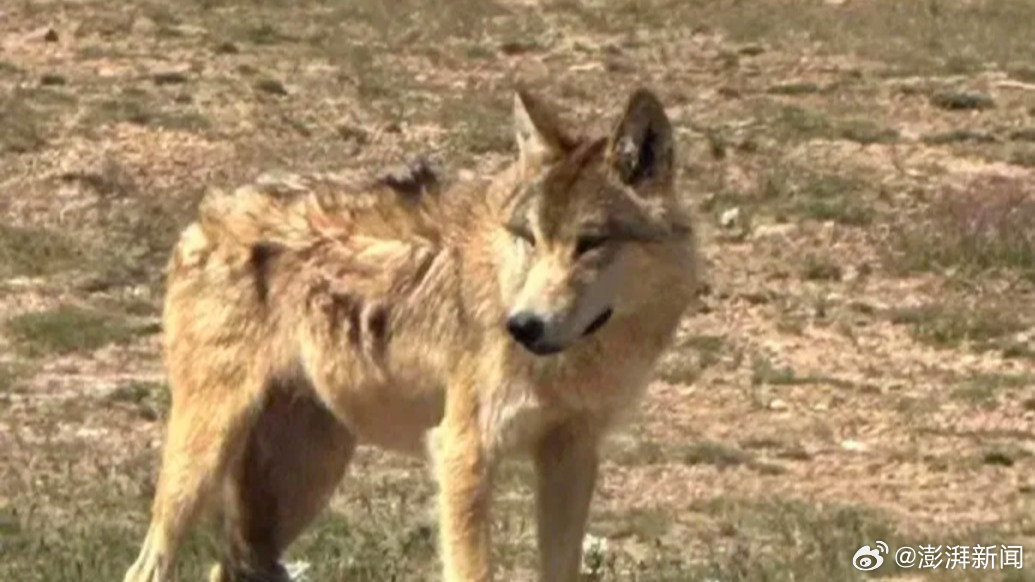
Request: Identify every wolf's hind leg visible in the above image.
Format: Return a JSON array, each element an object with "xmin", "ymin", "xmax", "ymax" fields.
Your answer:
[
  {"xmin": 124, "ymin": 383, "xmax": 260, "ymax": 582},
  {"xmin": 211, "ymin": 383, "xmax": 355, "ymax": 581}
]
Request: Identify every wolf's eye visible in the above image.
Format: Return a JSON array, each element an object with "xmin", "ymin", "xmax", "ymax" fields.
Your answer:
[
  {"xmin": 575, "ymin": 234, "xmax": 608, "ymax": 257},
  {"xmin": 508, "ymin": 225, "xmax": 536, "ymax": 248}
]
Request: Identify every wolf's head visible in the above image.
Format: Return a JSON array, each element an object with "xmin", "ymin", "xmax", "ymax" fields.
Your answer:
[{"xmin": 496, "ymin": 87, "xmax": 694, "ymax": 356}]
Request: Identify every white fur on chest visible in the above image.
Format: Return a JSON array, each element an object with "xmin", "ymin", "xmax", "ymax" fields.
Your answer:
[
  {"xmin": 476, "ymin": 351, "xmax": 655, "ymax": 456},
  {"xmin": 479, "ymin": 376, "xmax": 555, "ymax": 455}
]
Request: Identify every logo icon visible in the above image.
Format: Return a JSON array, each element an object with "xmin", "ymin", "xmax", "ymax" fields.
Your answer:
[{"xmin": 853, "ymin": 541, "xmax": 889, "ymax": 571}]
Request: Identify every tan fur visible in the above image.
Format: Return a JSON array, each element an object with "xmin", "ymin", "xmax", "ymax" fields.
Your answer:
[{"xmin": 124, "ymin": 88, "xmax": 698, "ymax": 582}]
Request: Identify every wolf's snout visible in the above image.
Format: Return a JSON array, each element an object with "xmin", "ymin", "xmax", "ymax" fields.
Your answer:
[{"xmin": 506, "ymin": 312, "xmax": 545, "ymax": 346}]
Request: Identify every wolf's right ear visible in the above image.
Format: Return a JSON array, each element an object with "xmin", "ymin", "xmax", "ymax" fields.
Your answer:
[
  {"xmin": 514, "ymin": 89, "xmax": 573, "ymax": 177},
  {"xmin": 607, "ymin": 89, "xmax": 674, "ymax": 195}
]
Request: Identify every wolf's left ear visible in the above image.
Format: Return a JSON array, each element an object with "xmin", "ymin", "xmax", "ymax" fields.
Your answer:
[
  {"xmin": 514, "ymin": 88, "xmax": 574, "ymax": 177},
  {"xmin": 607, "ymin": 89, "xmax": 674, "ymax": 194}
]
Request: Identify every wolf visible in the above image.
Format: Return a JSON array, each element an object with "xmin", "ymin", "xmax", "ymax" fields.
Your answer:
[{"xmin": 123, "ymin": 86, "xmax": 699, "ymax": 582}]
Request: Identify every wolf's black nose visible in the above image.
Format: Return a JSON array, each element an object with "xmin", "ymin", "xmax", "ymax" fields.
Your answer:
[{"xmin": 506, "ymin": 312, "xmax": 544, "ymax": 346}]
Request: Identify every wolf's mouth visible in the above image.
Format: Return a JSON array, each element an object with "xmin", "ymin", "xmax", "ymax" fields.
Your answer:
[
  {"xmin": 582, "ymin": 307, "xmax": 614, "ymax": 337},
  {"xmin": 525, "ymin": 343, "xmax": 564, "ymax": 356}
]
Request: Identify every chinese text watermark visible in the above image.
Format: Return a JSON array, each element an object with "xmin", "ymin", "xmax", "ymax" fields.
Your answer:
[{"xmin": 853, "ymin": 541, "xmax": 1023, "ymax": 571}]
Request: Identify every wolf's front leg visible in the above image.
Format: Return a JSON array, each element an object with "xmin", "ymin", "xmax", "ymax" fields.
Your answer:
[
  {"xmin": 429, "ymin": 384, "xmax": 495, "ymax": 582},
  {"xmin": 534, "ymin": 423, "xmax": 600, "ymax": 582}
]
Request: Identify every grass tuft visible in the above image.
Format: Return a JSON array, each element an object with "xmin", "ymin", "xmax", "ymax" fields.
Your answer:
[
  {"xmin": 0, "ymin": 225, "xmax": 89, "ymax": 279},
  {"xmin": 682, "ymin": 440, "xmax": 754, "ymax": 468},
  {"xmin": 106, "ymin": 380, "xmax": 170, "ymax": 421},
  {"xmin": 951, "ymin": 373, "xmax": 1032, "ymax": 409},
  {"xmin": 888, "ymin": 176, "xmax": 1035, "ymax": 278},
  {"xmin": 0, "ymin": 93, "xmax": 46, "ymax": 153},
  {"xmin": 930, "ymin": 90, "xmax": 994, "ymax": 111},
  {"xmin": 789, "ymin": 174, "xmax": 874, "ymax": 226},
  {"xmin": 802, "ymin": 253, "xmax": 843, "ymax": 281},
  {"xmin": 887, "ymin": 301, "xmax": 1026, "ymax": 351},
  {"xmin": 691, "ymin": 497, "xmax": 908, "ymax": 581}
]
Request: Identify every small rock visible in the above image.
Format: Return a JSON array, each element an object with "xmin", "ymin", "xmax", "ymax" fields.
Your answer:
[
  {"xmin": 254, "ymin": 78, "xmax": 288, "ymax": 96},
  {"xmin": 284, "ymin": 561, "xmax": 311, "ymax": 581},
  {"xmin": 738, "ymin": 44, "xmax": 765, "ymax": 56},
  {"xmin": 840, "ymin": 439, "xmax": 867, "ymax": 452},
  {"xmin": 751, "ymin": 223, "xmax": 796, "ymax": 240},
  {"xmin": 40, "ymin": 73, "xmax": 66, "ymax": 86},
  {"xmin": 768, "ymin": 398, "xmax": 789, "ymax": 411},
  {"xmin": 719, "ymin": 207, "xmax": 741, "ymax": 228},
  {"xmin": 43, "ymin": 28, "xmax": 59, "ymax": 42}
]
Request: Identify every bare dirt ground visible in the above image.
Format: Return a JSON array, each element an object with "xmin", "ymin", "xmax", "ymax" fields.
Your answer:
[{"xmin": 1, "ymin": 1, "xmax": 1033, "ymax": 580}]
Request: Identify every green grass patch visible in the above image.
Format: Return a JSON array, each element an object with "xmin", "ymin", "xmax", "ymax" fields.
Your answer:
[
  {"xmin": 106, "ymin": 380, "xmax": 169, "ymax": 422},
  {"xmin": 982, "ymin": 445, "xmax": 1032, "ymax": 467},
  {"xmin": 681, "ymin": 440, "xmax": 754, "ymax": 469},
  {"xmin": 922, "ymin": 129, "xmax": 996, "ymax": 145},
  {"xmin": 0, "ymin": 93, "xmax": 46, "ymax": 153},
  {"xmin": 751, "ymin": 356, "xmax": 852, "ymax": 388},
  {"xmin": 951, "ymin": 372, "xmax": 1032, "ymax": 409},
  {"xmin": 237, "ymin": 21, "xmax": 294, "ymax": 45},
  {"xmin": 801, "ymin": 253, "xmax": 843, "ymax": 281},
  {"xmin": 689, "ymin": 497, "xmax": 912, "ymax": 580},
  {"xmin": 837, "ymin": 118, "xmax": 900, "ymax": 145},
  {"xmin": 5, "ymin": 305, "xmax": 148, "ymax": 356},
  {"xmin": 767, "ymin": 104, "xmax": 833, "ymax": 142},
  {"xmin": 0, "ymin": 362, "xmax": 29, "ymax": 395},
  {"xmin": 930, "ymin": 91, "xmax": 995, "ymax": 111},
  {"xmin": 887, "ymin": 301, "xmax": 1027, "ymax": 351},
  {"xmin": 85, "ymin": 90, "xmax": 209, "ymax": 132},
  {"xmin": 785, "ymin": 174, "xmax": 874, "ymax": 226},
  {"xmin": 694, "ymin": 0, "xmax": 1035, "ymax": 76},
  {"xmin": 751, "ymin": 357, "xmax": 800, "ymax": 386},
  {"xmin": 1009, "ymin": 148, "xmax": 1035, "ymax": 168},
  {"xmin": 767, "ymin": 82, "xmax": 824, "ymax": 96},
  {"xmin": 0, "ymin": 445, "xmax": 214, "ymax": 582},
  {"xmin": 433, "ymin": 92, "xmax": 512, "ymax": 161},
  {"xmin": 0, "ymin": 224, "xmax": 90, "ymax": 279},
  {"xmin": 887, "ymin": 176, "xmax": 1035, "ymax": 278},
  {"xmin": 656, "ymin": 334, "xmax": 725, "ymax": 385},
  {"xmin": 596, "ymin": 506, "xmax": 673, "ymax": 541}
]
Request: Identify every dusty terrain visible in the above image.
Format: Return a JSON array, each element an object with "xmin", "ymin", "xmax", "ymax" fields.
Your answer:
[{"xmin": 1, "ymin": 1, "xmax": 1033, "ymax": 580}]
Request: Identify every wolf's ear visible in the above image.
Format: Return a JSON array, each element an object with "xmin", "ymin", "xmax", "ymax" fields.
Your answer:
[
  {"xmin": 514, "ymin": 89, "xmax": 572, "ymax": 176},
  {"xmin": 607, "ymin": 89, "xmax": 674, "ymax": 193}
]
